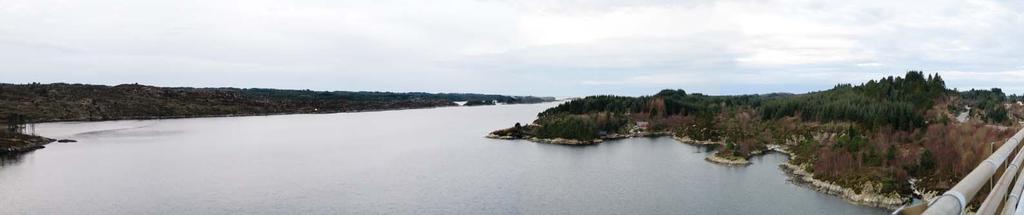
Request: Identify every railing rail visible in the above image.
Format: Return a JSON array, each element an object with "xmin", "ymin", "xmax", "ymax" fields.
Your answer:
[
  {"xmin": 977, "ymin": 138, "xmax": 1024, "ymax": 214},
  {"xmin": 1003, "ymin": 153, "xmax": 1024, "ymax": 215},
  {"xmin": 901, "ymin": 128, "xmax": 1024, "ymax": 215}
]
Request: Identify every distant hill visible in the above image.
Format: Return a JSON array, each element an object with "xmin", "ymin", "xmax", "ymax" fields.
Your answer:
[{"xmin": 0, "ymin": 83, "xmax": 555, "ymax": 123}]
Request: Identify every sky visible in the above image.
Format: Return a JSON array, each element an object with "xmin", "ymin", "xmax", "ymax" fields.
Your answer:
[{"xmin": 1, "ymin": 0, "xmax": 1022, "ymax": 97}]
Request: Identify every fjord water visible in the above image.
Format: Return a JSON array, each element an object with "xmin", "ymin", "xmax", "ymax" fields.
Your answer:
[{"xmin": 0, "ymin": 103, "xmax": 887, "ymax": 214}]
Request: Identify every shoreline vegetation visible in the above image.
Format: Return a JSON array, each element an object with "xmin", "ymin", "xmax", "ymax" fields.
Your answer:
[
  {"xmin": 489, "ymin": 71, "xmax": 1024, "ymax": 211},
  {"xmin": 0, "ymin": 82, "xmax": 556, "ymax": 155}
]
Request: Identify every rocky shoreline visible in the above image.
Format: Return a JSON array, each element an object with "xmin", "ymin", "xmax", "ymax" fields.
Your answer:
[
  {"xmin": 720, "ymin": 141, "xmax": 907, "ymax": 210},
  {"xmin": 908, "ymin": 178, "xmax": 940, "ymax": 203},
  {"xmin": 672, "ymin": 136, "xmax": 754, "ymax": 165},
  {"xmin": 489, "ymin": 131, "xmax": 907, "ymax": 210},
  {"xmin": 780, "ymin": 162, "xmax": 906, "ymax": 210},
  {"xmin": 671, "ymin": 136, "xmax": 721, "ymax": 145},
  {"xmin": 486, "ymin": 131, "xmax": 672, "ymax": 145},
  {"xmin": 717, "ymin": 142, "xmax": 907, "ymax": 209},
  {"xmin": 704, "ymin": 154, "xmax": 751, "ymax": 166},
  {"xmin": 0, "ymin": 132, "xmax": 55, "ymax": 155}
]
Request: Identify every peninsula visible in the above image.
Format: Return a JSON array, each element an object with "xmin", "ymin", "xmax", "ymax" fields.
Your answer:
[{"xmin": 489, "ymin": 71, "xmax": 1023, "ymax": 209}]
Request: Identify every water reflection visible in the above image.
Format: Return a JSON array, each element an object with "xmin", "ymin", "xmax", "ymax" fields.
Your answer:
[{"xmin": 0, "ymin": 151, "xmax": 30, "ymax": 167}]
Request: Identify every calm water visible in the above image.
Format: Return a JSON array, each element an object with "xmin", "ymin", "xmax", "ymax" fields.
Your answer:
[{"xmin": 0, "ymin": 103, "xmax": 888, "ymax": 214}]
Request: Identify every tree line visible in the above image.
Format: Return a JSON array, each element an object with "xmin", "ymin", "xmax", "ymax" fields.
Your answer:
[{"xmin": 0, "ymin": 83, "xmax": 556, "ymax": 123}]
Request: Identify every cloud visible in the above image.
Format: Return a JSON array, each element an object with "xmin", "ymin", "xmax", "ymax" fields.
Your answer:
[
  {"xmin": 939, "ymin": 70, "xmax": 1024, "ymax": 91},
  {"xmin": 857, "ymin": 63, "xmax": 885, "ymax": 67},
  {"xmin": 0, "ymin": 0, "xmax": 1022, "ymax": 96}
]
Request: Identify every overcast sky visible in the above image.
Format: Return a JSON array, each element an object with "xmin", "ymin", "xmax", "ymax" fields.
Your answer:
[{"xmin": 1, "ymin": 0, "xmax": 1022, "ymax": 96}]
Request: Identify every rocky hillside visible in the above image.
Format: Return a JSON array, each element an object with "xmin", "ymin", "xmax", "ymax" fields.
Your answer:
[{"xmin": 0, "ymin": 83, "xmax": 555, "ymax": 122}]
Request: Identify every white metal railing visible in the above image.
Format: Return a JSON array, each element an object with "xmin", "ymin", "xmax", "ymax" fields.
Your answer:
[
  {"xmin": 898, "ymin": 128, "xmax": 1024, "ymax": 215},
  {"xmin": 977, "ymin": 137, "xmax": 1024, "ymax": 214},
  {"xmin": 1006, "ymin": 153, "xmax": 1024, "ymax": 215}
]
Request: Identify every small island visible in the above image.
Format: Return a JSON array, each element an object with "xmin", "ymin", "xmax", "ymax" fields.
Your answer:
[
  {"xmin": 489, "ymin": 71, "xmax": 1024, "ymax": 209},
  {"xmin": 0, "ymin": 131, "xmax": 54, "ymax": 154},
  {"xmin": 1, "ymin": 115, "xmax": 53, "ymax": 154}
]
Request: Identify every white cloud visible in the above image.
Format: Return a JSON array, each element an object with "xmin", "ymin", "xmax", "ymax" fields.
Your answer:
[
  {"xmin": 581, "ymin": 73, "xmax": 708, "ymax": 86},
  {"xmin": 0, "ymin": 0, "xmax": 1022, "ymax": 96},
  {"xmin": 940, "ymin": 70, "xmax": 1024, "ymax": 88},
  {"xmin": 857, "ymin": 63, "xmax": 885, "ymax": 67}
]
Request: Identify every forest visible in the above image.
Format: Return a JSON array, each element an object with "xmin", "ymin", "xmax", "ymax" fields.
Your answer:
[
  {"xmin": 0, "ymin": 83, "xmax": 555, "ymax": 123},
  {"xmin": 493, "ymin": 71, "xmax": 1023, "ymax": 198}
]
